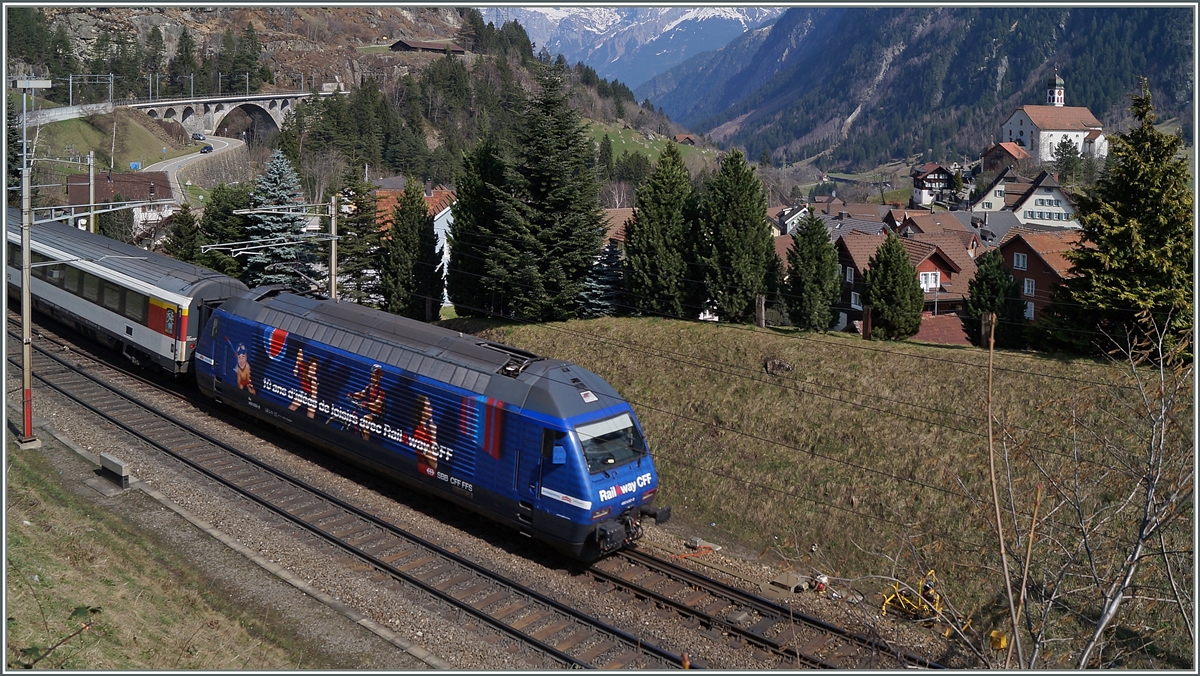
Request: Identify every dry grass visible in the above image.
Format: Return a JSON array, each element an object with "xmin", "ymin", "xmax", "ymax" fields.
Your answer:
[
  {"xmin": 4, "ymin": 439, "xmax": 330, "ymax": 670},
  {"xmin": 446, "ymin": 315, "xmax": 1193, "ymax": 666}
]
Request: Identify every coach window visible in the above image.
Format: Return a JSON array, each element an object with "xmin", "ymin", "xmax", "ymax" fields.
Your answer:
[
  {"xmin": 63, "ymin": 266, "xmax": 81, "ymax": 295},
  {"xmin": 124, "ymin": 290, "xmax": 148, "ymax": 324},
  {"xmin": 30, "ymin": 253, "xmax": 49, "ymax": 280},
  {"xmin": 101, "ymin": 281, "xmax": 123, "ymax": 313},
  {"xmin": 6, "ymin": 243, "xmax": 18, "ymax": 267},
  {"xmin": 43, "ymin": 263, "xmax": 66, "ymax": 286},
  {"xmin": 81, "ymin": 273, "xmax": 100, "ymax": 302}
]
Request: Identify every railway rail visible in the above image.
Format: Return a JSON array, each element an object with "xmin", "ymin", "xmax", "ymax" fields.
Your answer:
[
  {"xmin": 12, "ymin": 313, "xmax": 949, "ymax": 669},
  {"xmin": 590, "ymin": 548, "xmax": 948, "ymax": 669},
  {"xmin": 8, "ymin": 323, "xmax": 683, "ymax": 669}
]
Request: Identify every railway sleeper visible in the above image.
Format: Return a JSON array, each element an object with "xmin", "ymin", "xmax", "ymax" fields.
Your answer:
[
  {"xmin": 509, "ymin": 609, "xmax": 549, "ymax": 631},
  {"xmin": 551, "ymin": 629, "xmax": 592, "ymax": 652},
  {"xmin": 576, "ymin": 639, "xmax": 617, "ymax": 663}
]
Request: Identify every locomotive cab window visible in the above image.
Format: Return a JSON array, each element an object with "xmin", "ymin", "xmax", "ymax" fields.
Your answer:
[{"xmin": 576, "ymin": 413, "xmax": 646, "ymax": 473}]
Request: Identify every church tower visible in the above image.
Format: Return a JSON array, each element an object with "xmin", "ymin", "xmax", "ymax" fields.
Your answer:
[{"xmin": 1047, "ymin": 68, "xmax": 1065, "ymax": 107}]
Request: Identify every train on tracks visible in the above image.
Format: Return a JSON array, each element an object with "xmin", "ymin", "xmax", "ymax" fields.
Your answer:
[{"xmin": 7, "ymin": 211, "xmax": 668, "ymax": 561}]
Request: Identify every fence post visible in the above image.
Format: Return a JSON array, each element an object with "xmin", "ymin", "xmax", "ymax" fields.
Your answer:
[
  {"xmin": 755, "ymin": 294, "xmax": 766, "ymax": 328},
  {"xmin": 862, "ymin": 305, "xmax": 872, "ymax": 339}
]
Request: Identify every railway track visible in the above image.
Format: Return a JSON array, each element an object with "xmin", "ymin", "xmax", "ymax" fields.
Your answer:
[
  {"xmin": 12, "ymin": 314, "xmax": 949, "ymax": 669},
  {"xmin": 8, "ymin": 326, "xmax": 684, "ymax": 669},
  {"xmin": 590, "ymin": 548, "xmax": 947, "ymax": 669}
]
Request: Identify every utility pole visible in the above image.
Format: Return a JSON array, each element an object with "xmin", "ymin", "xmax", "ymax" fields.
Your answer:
[
  {"xmin": 14, "ymin": 76, "xmax": 52, "ymax": 449},
  {"xmin": 244, "ymin": 72, "xmax": 250, "ymax": 96},
  {"xmin": 88, "ymin": 151, "xmax": 96, "ymax": 234},
  {"xmin": 329, "ymin": 194, "xmax": 338, "ymax": 299},
  {"xmin": 218, "ymin": 73, "xmax": 224, "ymax": 95}
]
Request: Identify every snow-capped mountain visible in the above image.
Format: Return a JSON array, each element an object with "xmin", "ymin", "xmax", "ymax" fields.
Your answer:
[{"xmin": 478, "ymin": 7, "xmax": 785, "ymax": 89}]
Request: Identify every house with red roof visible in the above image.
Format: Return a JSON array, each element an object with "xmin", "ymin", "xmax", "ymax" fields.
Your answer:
[
  {"xmin": 1000, "ymin": 71, "xmax": 1108, "ymax": 162},
  {"xmin": 981, "ymin": 141, "xmax": 1033, "ymax": 173},
  {"xmin": 834, "ymin": 231, "xmax": 976, "ymax": 330},
  {"xmin": 998, "ymin": 229, "xmax": 1084, "ymax": 321}
]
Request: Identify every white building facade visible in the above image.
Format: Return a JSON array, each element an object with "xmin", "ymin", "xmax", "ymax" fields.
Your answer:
[{"xmin": 999, "ymin": 73, "xmax": 1108, "ymax": 163}]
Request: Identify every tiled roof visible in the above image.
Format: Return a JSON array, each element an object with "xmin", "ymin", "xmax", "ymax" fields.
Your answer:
[
  {"xmin": 996, "ymin": 142, "xmax": 1031, "ymax": 160},
  {"xmin": 774, "ymin": 234, "xmax": 792, "ymax": 264},
  {"xmin": 374, "ymin": 185, "xmax": 456, "ymax": 227},
  {"xmin": 1013, "ymin": 230, "xmax": 1084, "ymax": 277},
  {"xmin": 899, "ymin": 237, "xmax": 938, "ymax": 268},
  {"xmin": 67, "ymin": 171, "xmax": 172, "ymax": 204},
  {"xmin": 1085, "ymin": 129, "xmax": 1103, "ymax": 141},
  {"xmin": 1019, "ymin": 105, "xmax": 1103, "ymax": 131},
  {"xmin": 603, "ymin": 208, "xmax": 634, "ymax": 243},
  {"xmin": 822, "ymin": 214, "xmax": 889, "ymax": 241},
  {"xmin": 904, "ymin": 212, "xmax": 971, "ymax": 234},
  {"xmin": 909, "ymin": 232, "xmax": 977, "ymax": 277},
  {"xmin": 838, "ymin": 230, "xmax": 886, "ymax": 273},
  {"xmin": 912, "ymin": 313, "xmax": 972, "ymax": 346}
]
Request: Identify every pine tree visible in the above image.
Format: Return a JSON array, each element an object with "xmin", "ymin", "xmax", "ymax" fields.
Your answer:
[
  {"xmin": 623, "ymin": 142, "xmax": 692, "ymax": 317},
  {"xmin": 243, "ymin": 150, "xmax": 315, "ymax": 289},
  {"xmin": 598, "ymin": 133, "xmax": 614, "ymax": 180},
  {"xmin": 334, "ymin": 170, "xmax": 382, "ymax": 305},
  {"xmin": 378, "ymin": 178, "xmax": 423, "ymax": 317},
  {"xmin": 99, "ymin": 194, "xmax": 135, "ymax": 243},
  {"xmin": 1053, "ymin": 136, "xmax": 1081, "ymax": 185},
  {"xmin": 410, "ymin": 187, "xmax": 445, "ymax": 322},
  {"xmin": 1044, "ymin": 78, "xmax": 1193, "ymax": 355},
  {"xmin": 503, "ymin": 64, "xmax": 605, "ymax": 321},
  {"xmin": 962, "ymin": 248, "xmax": 1025, "ymax": 348},
  {"xmin": 695, "ymin": 148, "xmax": 772, "ymax": 323},
  {"xmin": 579, "ymin": 241, "xmax": 626, "ymax": 318},
  {"xmin": 162, "ymin": 201, "xmax": 203, "ymax": 264},
  {"xmin": 785, "ymin": 212, "xmax": 840, "ymax": 330},
  {"xmin": 167, "ymin": 28, "xmax": 199, "ymax": 96},
  {"xmin": 197, "ymin": 182, "xmax": 251, "ymax": 277},
  {"xmin": 447, "ymin": 136, "xmax": 513, "ymax": 318},
  {"xmin": 863, "ymin": 233, "xmax": 923, "ymax": 340}
]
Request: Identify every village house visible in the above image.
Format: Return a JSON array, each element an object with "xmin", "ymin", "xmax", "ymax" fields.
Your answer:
[
  {"xmin": 373, "ymin": 177, "xmax": 456, "ymax": 301},
  {"xmin": 909, "ymin": 162, "xmax": 956, "ymax": 206},
  {"xmin": 834, "ymin": 230, "xmax": 976, "ymax": 332},
  {"xmin": 601, "ymin": 208, "xmax": 634, "ymax": 250},
  {"xmin": 770, "ymin": 204, "xmax": 809, "ymax": 235},
  {"xmin": 897, "ymin": 212, "xmax": 982, "ymax": 260},
  {"xmin": 673, "ymin": 133, "xmax": 696, "ymax": 145},
  {"xmin": 970, "ymin": 167, "xmax": 1077, "ymax": 227},
  {"xmin": 998, "ymin": 229, "xmax": 1084, "ymax": 321},
  {"xmin": 999, "ymin": 71, "xmax": 1108, "ymax": 163},
  {"xmin": 981, "ymin": 141, "xmax": 1032, "ymax": 173},
  {"xmin": 66, "ymin": 171, "xmax": 173, "ymax": 238}
]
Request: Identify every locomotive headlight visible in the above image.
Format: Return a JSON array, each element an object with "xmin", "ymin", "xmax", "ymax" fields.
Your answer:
[
  {"xmin": 641, "ymin": 488, "xmax": 657, "ymax": 503},
  {"xmin": 591, "ymin": 507, "xmax": 611, "ymax": 520}
]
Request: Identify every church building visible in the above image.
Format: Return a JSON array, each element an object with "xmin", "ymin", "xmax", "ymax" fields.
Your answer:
[{"xmin": 999, "ymin": 71, "xmax": 1108, "ymax": 163}]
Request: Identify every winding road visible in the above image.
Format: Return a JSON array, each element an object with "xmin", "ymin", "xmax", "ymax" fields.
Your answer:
[{"xmin": 140, "ymin": 136, "xmax": 244, "ymax": 206}]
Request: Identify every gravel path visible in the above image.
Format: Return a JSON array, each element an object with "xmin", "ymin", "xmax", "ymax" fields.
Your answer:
[{"xmin": 7, "ymin": 333, "xmax": 972, "ymax": 669}]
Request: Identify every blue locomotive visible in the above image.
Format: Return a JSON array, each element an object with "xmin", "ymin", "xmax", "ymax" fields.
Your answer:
[{"xmin": 194, "ymin": 286, "xmax": 669, "ymax": 561}]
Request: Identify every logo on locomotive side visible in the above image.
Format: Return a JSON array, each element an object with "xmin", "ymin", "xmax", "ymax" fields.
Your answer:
[{"xmin": 598, "ymin": 472, "xmax": 653, "ymax": 502}]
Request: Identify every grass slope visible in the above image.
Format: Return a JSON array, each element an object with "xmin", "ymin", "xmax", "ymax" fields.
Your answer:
[
  {"xmin": 587, "ymin": 121, "xmax": 717, "ymax": 167},
  {"xmin": 443, "ymin": 315, "xmax": 1193, "ymax": 666},
  {"xmin": 4, "ymin": 437, "xmax": 323, "ymax": 669}
]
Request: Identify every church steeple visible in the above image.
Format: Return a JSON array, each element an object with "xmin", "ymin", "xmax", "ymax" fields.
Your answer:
[{"xmin": 1047, "ymin": 66, "xmax": 1065, "ymax": 107}]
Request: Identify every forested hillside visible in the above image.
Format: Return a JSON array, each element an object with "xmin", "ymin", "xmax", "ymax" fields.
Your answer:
[{"xmin": 638, "ymin": 6, "xmax": 1193, "ymax": 171}]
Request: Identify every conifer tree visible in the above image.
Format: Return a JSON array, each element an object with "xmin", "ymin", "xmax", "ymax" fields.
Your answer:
[
  {"xmin": 1053, "ymin": 137, "xmax": 1081, "ymax": 185},
  {"xmin": 1044, "ymin": 78, "xmax": 1193, "ymax": 355},
  {"xmin": 99, "ymin": 194, "xmax": 135, "ymax": 243},
  {"xmin": 695, "ymin": 148, "xmax": 772, "ymax": 323},
  {"xmin": 334, "ymin": 170, "xmax": 382, "ymax": 305},
  {"xmin": 962, "ymin": 248, "xmax": 1025, "ymax": 348},
  {"xmin": 197, "ymin": 182, "xmax": 251, "ymax": 277},
  {"xmin": 598, "ymin": 133, "xmax": 614, "ymax": 180},
  {"xmin": 623, "ymin": 142, "xmax": 691, "ymax": 317},
  {"xmin": 243, "ymin": 150, "xmax": 315, "ymax": 289},
  {"xmin": 863, "ymin": 233, "xmax": 922, "ymax": 340},
  {"xmin": 502, "ymin": 64, "xmax": 605, "ymax": 321},
  {"xmin": 579, "ymin": 241, "xmax": 626, "ymax": 318},
  {"xmin": 378, "ymin": 177, "xmax": 423, "ymax": 317},
  {"xmin": 448, "ymin": 137, "xmax": 510, "ymax": 318},
  {"xmin": 410, "ymin": 187, "xmax": 445, "ymax": 322},
  {"xmin": 162, "ymin": 201, "xmax": 203, "ymax": 264},
  {"xmin": 785, "ymin": 212, "xmax": 840, "ymax": 330}
]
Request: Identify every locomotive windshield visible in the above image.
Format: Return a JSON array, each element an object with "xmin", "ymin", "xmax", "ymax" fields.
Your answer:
[{"xmin": 576, "ymin": 413, "xmax": 646, "ymax": 473}]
